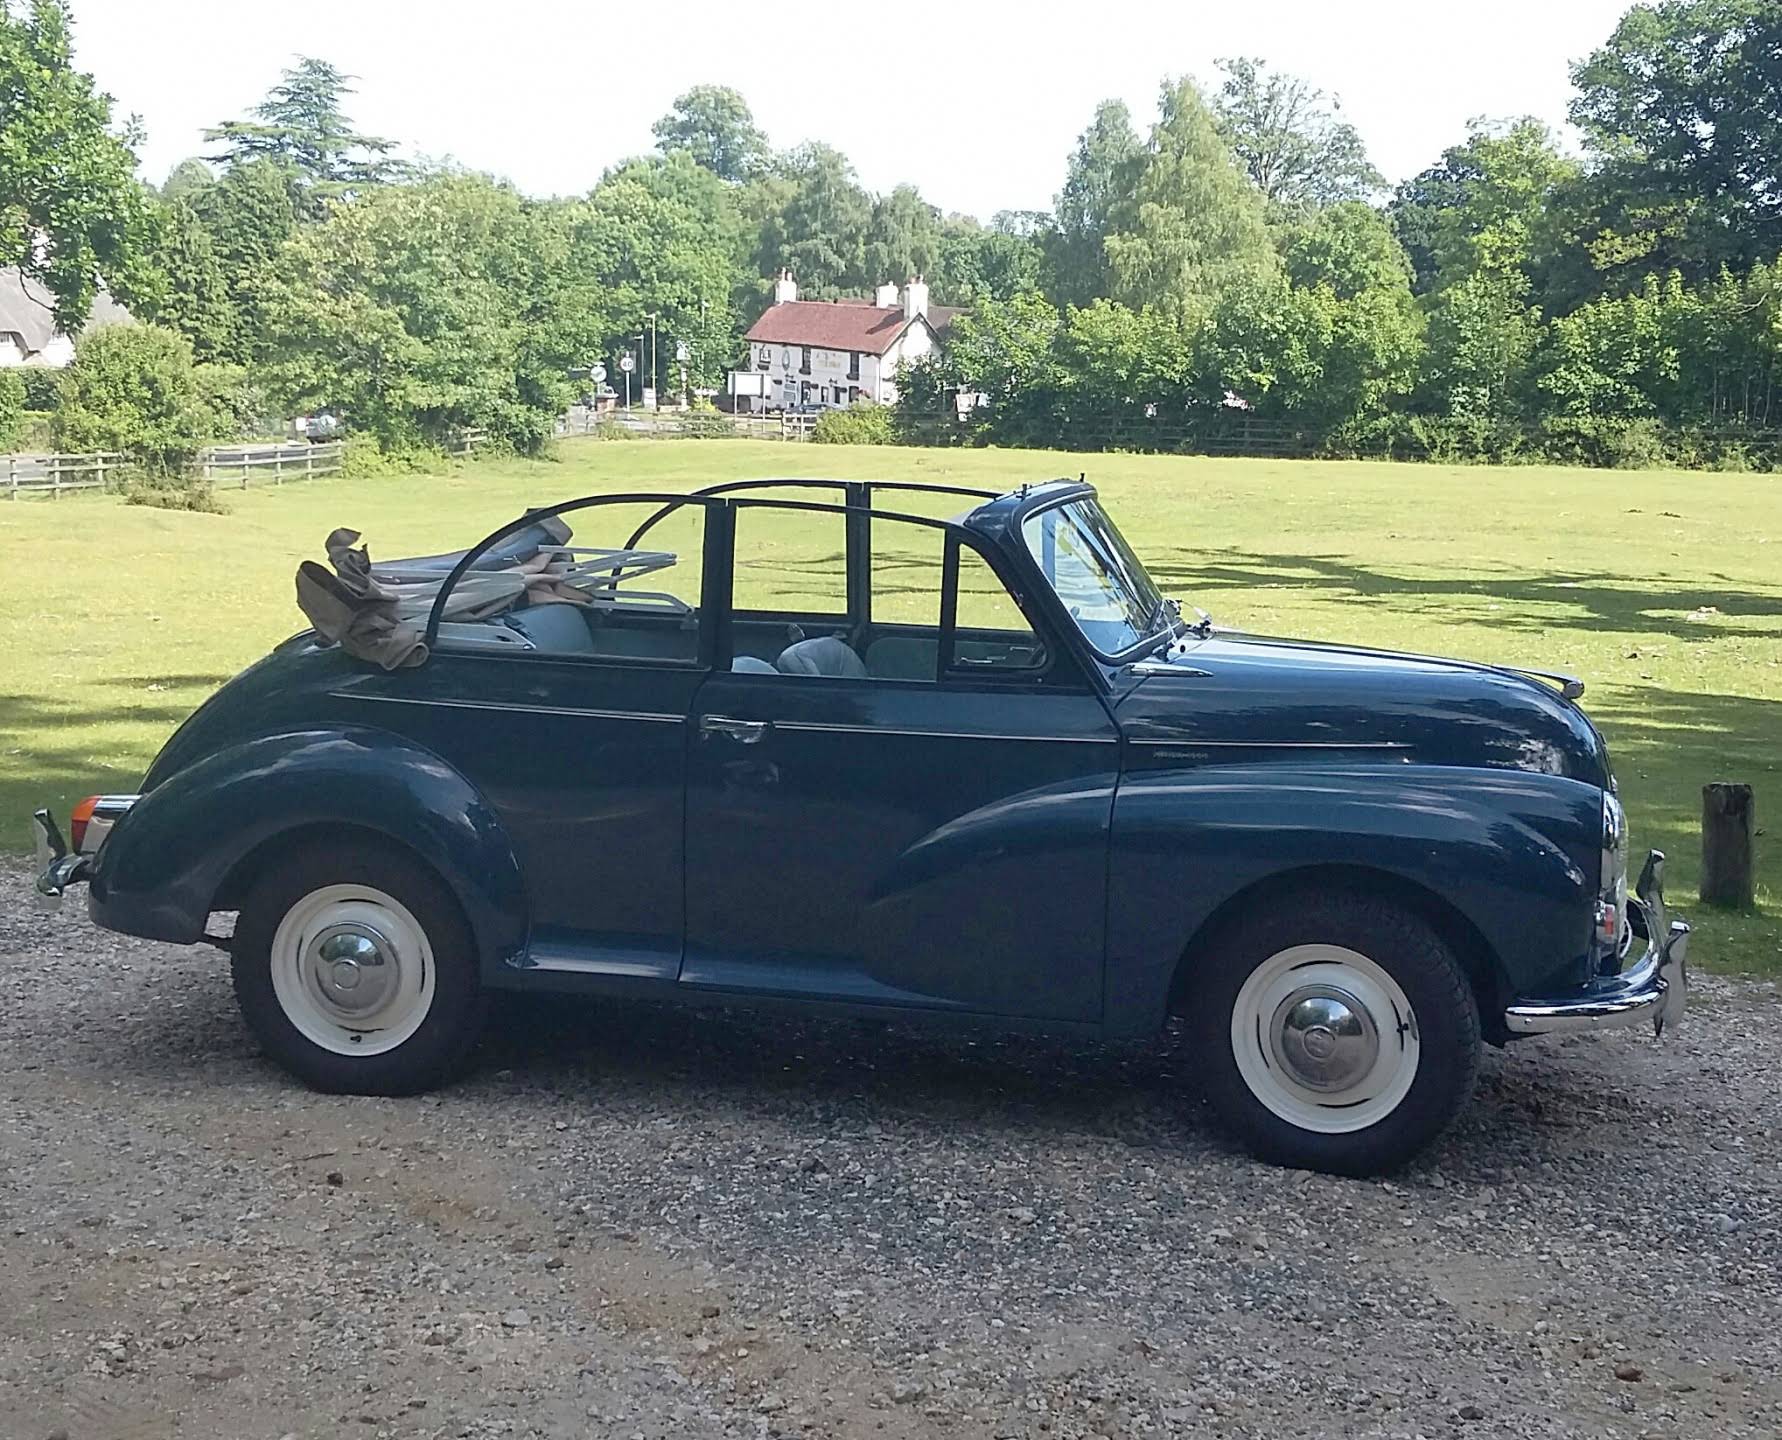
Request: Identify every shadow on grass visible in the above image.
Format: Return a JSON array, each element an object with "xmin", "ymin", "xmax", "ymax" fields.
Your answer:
[{"xmin": 1148, "ymin": 548, "xmax": 1782, "ymax": 643}]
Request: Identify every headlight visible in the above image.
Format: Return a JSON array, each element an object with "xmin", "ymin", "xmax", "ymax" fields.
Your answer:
[{"xmin": 1595, "ymin": 791, "xmax": 1629, "ymax": 958}]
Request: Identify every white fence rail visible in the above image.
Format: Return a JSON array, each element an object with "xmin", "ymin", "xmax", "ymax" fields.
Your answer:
[
  {"xmin": 4, "ymin": 441, "xmax": 347, "ymax": 498},
  {"xmin": 4, "ymin": 452, "xmax": 124, "ymax": 499},
  {"xmin": 200, "ymin": 441, "xmax": 345, "ymax": 487},
  {"xmin": 558, "ymin": 408, "xmax": 821, "ymax": 441}
]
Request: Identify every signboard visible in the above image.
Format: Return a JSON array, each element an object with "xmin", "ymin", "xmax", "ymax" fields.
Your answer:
[
  {"xmin": 618, "ymin": 353, "xmax": 635, "ymax": 373},
  {"xmin": 675, "ymin": 341, "xmax": 690, "ymax": 364},
  {"xmin": 589, "ymin": 363, "xmax": 607, "ymax": 384},
  {"xmin": 730, "ymin": 372, "xmax": 767, "ymax": 398}
]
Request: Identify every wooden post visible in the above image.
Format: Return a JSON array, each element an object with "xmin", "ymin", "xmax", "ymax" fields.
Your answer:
[
  {"xmin": 7, "ymin": 454, "xmax": 15, "ymax": 500},
  {"xmin": 1701, "ymin": 782, "xmax": 1756, "ymax": 908}
]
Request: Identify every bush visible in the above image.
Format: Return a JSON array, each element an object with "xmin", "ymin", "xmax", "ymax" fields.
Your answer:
[
  {"xmin": 339, "ymin": 434, "xmax": 445, "ymax": 477},
  {"xmin": 54, "ymin": 324, "xmax": 222, "ymax": 473},
  {"xmin": 0, "ymin": 369, "xmax": 23, "ymax": 450},
  {"xmin": 811, "ymin": 406, "xmax": 895, "ymax": 445},
  {"xmin": 18, "ymin": 366, "xmax": 60, "ymax": 411},
  {"xmin": 194, "ymin": 363, "xmax": 273, "ymax": 438},
  {"xmin": 120, "ymin": 465, "xmax": 225, "ymax": 513}
]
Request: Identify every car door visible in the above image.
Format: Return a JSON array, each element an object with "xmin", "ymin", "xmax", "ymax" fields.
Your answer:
[
  {"xmin": 682, "ymin": 506, "xmax": 1120, "ymax": 1022},
  {"xmin": 340, "ymin": 495, "xmax": 714, "ymax": 980}
]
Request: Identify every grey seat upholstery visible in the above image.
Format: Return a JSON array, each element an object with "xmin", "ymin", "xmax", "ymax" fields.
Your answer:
[
  {"xmin": 777, "ymin": 635, "xmax": 867, "ymax": 678},
  {"xmin": 731, "ymin": 655, "xmax": 778, "ymax": 674},
  {"xmin": 502, "ymin": 603, "xmax": 595, "ymax": 653}
]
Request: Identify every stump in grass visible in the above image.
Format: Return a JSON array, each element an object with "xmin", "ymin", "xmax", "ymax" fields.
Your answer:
[{"xmin": 1701, "ymin": 782, "xmax": 1755, "ymax": 909}]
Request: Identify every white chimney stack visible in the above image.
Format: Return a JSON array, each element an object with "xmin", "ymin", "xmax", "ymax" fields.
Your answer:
[
  {"xmin": 773, "ymin": 269, "xmax": 798, "ymax": 306},
  {"xmin": 902, "ymin": 275, "xmax": 928, "ymax": 322},
  {"xmin": 875, "ymin": 282, "xmax": 898, "ymax": 309}
]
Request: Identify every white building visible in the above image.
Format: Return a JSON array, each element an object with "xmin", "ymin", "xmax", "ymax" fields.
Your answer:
[
  {"xmin": 731, "ymin": 272, "xmax": 959, "ymax": 413},
  {"xmin": 0, "ymin": 268, "xmax": 133, "ymax": 368}
]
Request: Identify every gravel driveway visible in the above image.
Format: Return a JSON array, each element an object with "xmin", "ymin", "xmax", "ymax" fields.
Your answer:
[{"xmin": 3, "ymin": 858, "xmax": 1779, "ymax": 1440}]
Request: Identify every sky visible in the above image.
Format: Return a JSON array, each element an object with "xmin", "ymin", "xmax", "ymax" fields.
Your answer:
[{"xmin": 68, "ymin": 0, "xmax": 1635, "ymax": 220}]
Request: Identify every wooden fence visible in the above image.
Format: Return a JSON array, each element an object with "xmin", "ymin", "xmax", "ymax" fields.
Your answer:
[
  {"xmin": 4, "ymin": 452, "xmax": 123, "ymax": 498},
  {"xmin": 562, "ymin": 408, "xmax": 822, "ymax": 441},
  {"xmin": 200, "ymin": 441, "xmax": 345, "ymax": 487}
]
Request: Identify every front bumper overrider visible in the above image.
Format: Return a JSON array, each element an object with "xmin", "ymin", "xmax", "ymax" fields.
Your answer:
[{"xmin": 1504, "ymin": 850, "xmax": 1688, "ymax": 1038}]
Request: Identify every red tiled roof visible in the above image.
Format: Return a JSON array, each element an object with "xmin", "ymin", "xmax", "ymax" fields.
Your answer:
[{"xmin": 745, "ymin": 300, "xmax": 963, "ymax": 355}]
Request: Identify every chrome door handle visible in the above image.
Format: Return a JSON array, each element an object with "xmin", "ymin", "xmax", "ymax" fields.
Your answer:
[{"xmin": 701, "ymin": 715, "xmax": 771, "ymax": 744}]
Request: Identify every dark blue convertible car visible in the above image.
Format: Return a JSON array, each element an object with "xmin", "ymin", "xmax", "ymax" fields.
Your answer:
[{"xmin": 33, "ymin": 477, "xmax": 1688, "ymax": 1174}]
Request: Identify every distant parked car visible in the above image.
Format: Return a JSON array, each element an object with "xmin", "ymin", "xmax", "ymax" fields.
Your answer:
[{"xmin": 33, "ymin": 477, "xmax": 1687, "ymax": 1174}]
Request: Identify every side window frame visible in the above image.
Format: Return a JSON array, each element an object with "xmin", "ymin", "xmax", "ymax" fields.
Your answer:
[
  {"xmin": 940, "ymin": 532, "xmax": 1062, "ymax": 686},
  {"xmin": 421, "ymin": 491, "xmax": 721, "ymax": 671}
]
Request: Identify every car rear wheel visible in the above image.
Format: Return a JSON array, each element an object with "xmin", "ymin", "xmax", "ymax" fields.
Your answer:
[
  {"xmin": 1187, "ymin": 891, "xmax": 1480, "ymax": 1176},
  {"xmin": 231, "ymin": 840, "xmax": 486, "ymax": 1095}
]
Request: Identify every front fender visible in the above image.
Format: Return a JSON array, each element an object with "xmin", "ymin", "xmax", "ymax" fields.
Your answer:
[
  {"xmin": 89, "ymin": 727, "xmax": 528, "ymax": 971},
  {"xmin": 1104, "ymin": 762, "xmax": 1601, "ymax": 1037}
]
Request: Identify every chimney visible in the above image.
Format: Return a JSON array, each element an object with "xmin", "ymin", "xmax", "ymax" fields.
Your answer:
[
  {"xmin": 902, "ymin": 275, "xmax": 928, "ymax": 322},
  {"xmin": 875, "ymin": 281, "xmax": 898, "ymax": 309},
  {"xmin": 773, "ymin": 269, "xmax": 798, "ymax": 306}
]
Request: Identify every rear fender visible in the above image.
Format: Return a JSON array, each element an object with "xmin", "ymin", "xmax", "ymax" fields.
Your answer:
[{"xmin": 89, "ymin": 727, "xmax": 528, "ymax": 974}]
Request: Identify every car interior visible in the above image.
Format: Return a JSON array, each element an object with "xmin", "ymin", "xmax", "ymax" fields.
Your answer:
[{"xmin": 411, "ymin": 489, "xmax": 1046, "ymax": 681}]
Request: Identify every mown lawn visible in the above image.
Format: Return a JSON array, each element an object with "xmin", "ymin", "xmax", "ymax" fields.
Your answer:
[{"xmin": 4, "ymin": 438, "xmax": 1779, "ymax": 974}]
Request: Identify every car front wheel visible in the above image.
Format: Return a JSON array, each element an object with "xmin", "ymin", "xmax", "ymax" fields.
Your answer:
[
  {"xmin": 1187, "ymin": 892, "xmax": 1481, "ymax": 1176},
  {"xmin": 231, "ymin": 840, "xmax": 487, "ymax": 1095}
]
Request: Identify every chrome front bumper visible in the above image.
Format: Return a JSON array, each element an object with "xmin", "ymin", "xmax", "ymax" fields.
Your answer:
[{"xmin": 1504, "ymin": 850, "xmax": 1688, "ymax": 1038}]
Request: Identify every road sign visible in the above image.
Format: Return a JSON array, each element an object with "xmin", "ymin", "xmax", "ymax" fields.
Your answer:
[
  {"xmin": 618, "ymin": 353, "xmax": 635, "ymax": 373},
  {"xmin": 589, "ymin": 363, "xmax": 607, "ymax": 384},
  {"xmin": 675, "ymin": 341, "xmax": 690, "ymax": 363}
]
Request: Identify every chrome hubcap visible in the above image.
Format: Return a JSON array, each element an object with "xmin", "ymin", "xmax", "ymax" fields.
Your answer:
[
  {"xmin": 1270, "ymin": 985, "xmax": 1379, "ymax": 1092},
  {"xmin": 308, "ymin": 924, "xmax": 396, "ymax": 1016}
]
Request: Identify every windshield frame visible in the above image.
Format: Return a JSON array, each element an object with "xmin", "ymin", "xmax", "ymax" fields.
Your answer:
[{"xmin": 1017, "ymin": 495, "xmax": 1174, "ymax": 664}]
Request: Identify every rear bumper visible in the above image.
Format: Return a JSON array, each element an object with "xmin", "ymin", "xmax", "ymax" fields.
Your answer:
[
  {"xmin": 1504, "ymin": 850, "xmax": 1688, "ymax": 1037},
  {"xmin": 31, "ymin": 798, "xmax": 137, "ymax": 911}
]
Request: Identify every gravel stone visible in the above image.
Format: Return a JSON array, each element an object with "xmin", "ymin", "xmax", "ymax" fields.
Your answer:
[{"xmin": 4, "ymin": 859, "xmax": 1782, "ymax": 1437}]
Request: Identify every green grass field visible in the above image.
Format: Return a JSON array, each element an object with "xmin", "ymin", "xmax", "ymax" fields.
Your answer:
[{"xmin": 4, "ymin": 438, "xmax": 1779, "ymax": 974}]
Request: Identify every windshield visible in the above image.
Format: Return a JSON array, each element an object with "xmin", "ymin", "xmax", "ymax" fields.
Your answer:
[{"xmin": 1021, "ymin": 499, "xmax": 1166, "ymax": 656}]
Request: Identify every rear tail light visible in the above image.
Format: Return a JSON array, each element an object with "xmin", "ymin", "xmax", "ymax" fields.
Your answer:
[{"xmin": 69, "ymin": 796, "xmax": 99, "ymax": 852}]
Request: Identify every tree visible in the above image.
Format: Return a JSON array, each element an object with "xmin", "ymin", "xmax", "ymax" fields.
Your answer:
[
  {"xmin": 651, "ymin": 85, "xmax": 767, "ymax": 183},
  {"xmin": 575, "ymin": 152, "xmax": 746, "ymax": 393},
  {"xmin": 136, "ymin": 196, "xmax": 238, "ymax": 361},
  {"xmin": 1048, "ymin": 99, "xmax": 1143, "ymax": 307},
  {"xmin": 53, "ymin": 323, "xmax": 220, "ymax": 471},
  {"xmin": 753, "ymin": 143, "xmax": 872, "ymax": 298},
  {"xmin": 161, "ymin": 158, "xmax": 214, "ymax": 202},
  {"xmin": 933, "ymin": 216, "xmax": 1043, "ymax": 304},
  {"xmin": 1283, "ymin": 202, "xmax": 1415, "ymax": 300},
  {"xmin": 1418, "ymin": 271, "xmax": 1544, "ymax": 419},
  {"xmin": 260, "ymin": 173, "xmax": 568, "ymax": 449},
  {"xmin": 864, "ymin": 184, "xmax": 943, "ymax": 285},
  {"xmin": 1104, "ymin": 78, "xmax": 1278, "ymax": 323},
  {"xmin": 184, "ymin": 158, "xmax": 297, "ymax": 362},
  {"xmin": 1389, "ymin": 118, "xmax": 1576, "ymax": 295},
  {"xmin": 0, "ymin": 0, "xmax": 156, "ymax": 333},
  {"xmin": 205, "ymin": 57, "xmax": 407, "ymax": 211},
  {"xmin": 1570, "ymin": 0, "xmax": 1782, "ymax": 279},
  {"xmin": 1211, "ymin": 57, "xmax": 1381, "ymax": 214}
]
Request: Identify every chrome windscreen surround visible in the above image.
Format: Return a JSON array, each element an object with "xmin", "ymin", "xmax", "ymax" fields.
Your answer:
[{"xmin": 1504, "ymin": 848, "xmax": 1688, "ymax": 1038}]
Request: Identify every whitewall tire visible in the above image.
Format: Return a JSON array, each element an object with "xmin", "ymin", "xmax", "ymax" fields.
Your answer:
[
  {"xmin": 232, "ymin": 840, "xmax": 486, "ymax": 1095},
  {"xmin": 1187, "ymin": 891, "xmax": 1480, "ymax": 1176}
]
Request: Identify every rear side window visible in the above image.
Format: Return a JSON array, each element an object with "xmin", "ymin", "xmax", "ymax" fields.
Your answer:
[{"xmin": 732, "ymin": 501, "xmax": 846, "ymax": 619}]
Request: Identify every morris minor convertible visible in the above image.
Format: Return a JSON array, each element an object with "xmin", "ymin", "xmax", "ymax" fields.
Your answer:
[{"xmin": 33, "ymin": 478, "xmax": 1689, "ymax": 1175}]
